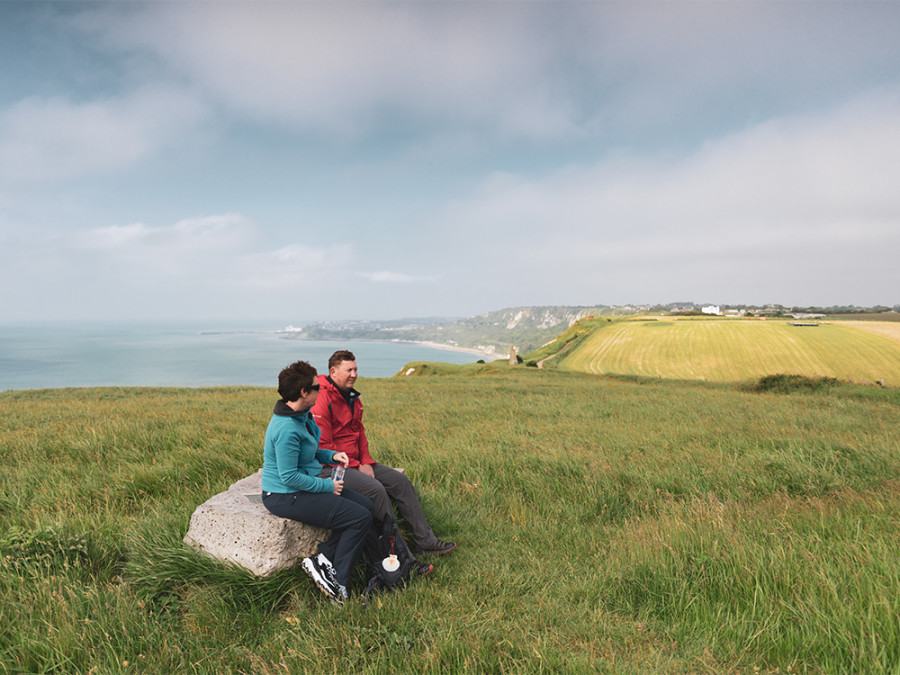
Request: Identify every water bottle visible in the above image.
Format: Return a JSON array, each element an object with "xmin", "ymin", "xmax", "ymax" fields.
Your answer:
[{"xmin": 332, "ymin": 465, "xmax": 345, "ymax": 482}]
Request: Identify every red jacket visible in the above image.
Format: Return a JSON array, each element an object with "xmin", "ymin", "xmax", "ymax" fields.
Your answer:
[{"xmin": 310, "ymin": 374, "xmax": 375, "ymax": 468}]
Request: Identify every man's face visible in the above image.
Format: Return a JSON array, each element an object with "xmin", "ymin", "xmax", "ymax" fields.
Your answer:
[{"xmin": 330, "ymin": 360, "xmax": 358, "ymax": 392}]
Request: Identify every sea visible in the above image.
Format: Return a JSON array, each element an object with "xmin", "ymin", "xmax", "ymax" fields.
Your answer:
[{"xmin": 0, "ymin": 321, "xmax": 488, "ymax": 392}]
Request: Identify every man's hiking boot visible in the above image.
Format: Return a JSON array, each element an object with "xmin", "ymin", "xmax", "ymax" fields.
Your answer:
[
  {"xmin": 412, "ymin": 560, "xmax": 434, "ymax": 577},
  {"xmin": 418, "ymin": 539, "xmax": 457, "ymax": 556}
]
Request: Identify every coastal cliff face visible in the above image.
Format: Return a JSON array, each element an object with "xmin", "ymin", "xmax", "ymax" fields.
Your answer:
[{"xmin": 293, "ymin": 305, "xmax": 614, "ymax": 353}]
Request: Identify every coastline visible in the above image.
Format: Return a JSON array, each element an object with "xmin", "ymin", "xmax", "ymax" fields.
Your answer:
[
  {"xmin": 392, "ymin": 339, "xmax": 503, "ymax": 361},
  {"xmin": 283, "ymin": 333, "xmax": 504, "ymax": 361}
]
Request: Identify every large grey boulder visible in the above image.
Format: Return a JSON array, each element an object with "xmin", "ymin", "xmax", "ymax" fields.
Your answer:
[{"xmin": 183, "ymin": 470, "xmax": 329, "ymax": 577}]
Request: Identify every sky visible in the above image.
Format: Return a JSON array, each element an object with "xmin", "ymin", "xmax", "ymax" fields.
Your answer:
[{"xmin": 2, "ymin": 1, "xmax": 899, "ymax": 324}]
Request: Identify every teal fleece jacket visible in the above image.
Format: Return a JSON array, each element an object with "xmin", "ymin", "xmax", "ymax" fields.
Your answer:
[{"xmin": 260, "ymin": 400, "xmax": 338, "ymax": 494}]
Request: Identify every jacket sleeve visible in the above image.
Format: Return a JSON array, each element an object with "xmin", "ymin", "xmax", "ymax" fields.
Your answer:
[
  {"xmin": 315, "ymin": 447, "xmax": 337, "ymax": 466},
  {"xmin": 271, "ymin": 427, "xmax": 333, "ymax": 493}
]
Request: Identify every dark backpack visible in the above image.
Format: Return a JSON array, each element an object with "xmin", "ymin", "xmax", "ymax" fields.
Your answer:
[{"xmin": 363, "ymin": 514, "xmax": 413, "ymax": 597}]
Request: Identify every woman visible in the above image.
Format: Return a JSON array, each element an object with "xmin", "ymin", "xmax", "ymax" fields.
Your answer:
[{"xmin": 261, "ymin": 360, "xmax": 374, "ymax": 602}]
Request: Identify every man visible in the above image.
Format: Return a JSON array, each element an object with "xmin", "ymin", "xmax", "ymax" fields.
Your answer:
[{"xmin": 311, "ymin": 349, "xmax": 456, "ymax": 557}]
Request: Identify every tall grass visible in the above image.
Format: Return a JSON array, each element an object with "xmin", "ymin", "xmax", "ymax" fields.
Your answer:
[{"xmin": 2, "ymin": 370, "xmax": 898, "ymax": 673}]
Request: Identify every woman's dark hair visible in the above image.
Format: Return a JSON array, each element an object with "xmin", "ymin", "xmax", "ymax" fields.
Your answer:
[{"xmin": 278, "ymin": 360, "xmax": 317, "ymax": 402}]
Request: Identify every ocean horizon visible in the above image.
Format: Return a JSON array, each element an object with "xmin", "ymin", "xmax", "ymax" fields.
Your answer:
[{"xmin": 0, "ymin": 320, "xmax": 489, "ymax": 392}]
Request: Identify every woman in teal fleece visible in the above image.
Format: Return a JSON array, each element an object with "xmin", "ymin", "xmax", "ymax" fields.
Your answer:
[{"xmin": 261, "ymin": 360, "xmax": 373, "ymax": 601}]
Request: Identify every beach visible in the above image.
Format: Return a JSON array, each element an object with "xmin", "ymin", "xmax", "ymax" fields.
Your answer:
[{"xmin": 395, "ymin": 340, "xmax": 503, "ymax": 361}]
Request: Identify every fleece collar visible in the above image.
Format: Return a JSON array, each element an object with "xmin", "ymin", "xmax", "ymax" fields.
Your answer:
[
  {"xmin": 326, "ymin": 376, "xmax": 361, "ymax": 406},
  {"xmin": 273, "ymin": 399, "xmax": 308, "ymax": 417}
]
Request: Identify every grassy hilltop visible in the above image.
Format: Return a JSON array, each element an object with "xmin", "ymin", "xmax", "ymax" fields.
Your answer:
[
  {"xmin": 526, "ymin": 315, "xmax": 900, "ymax": 386},
  {"xmin": 2, "ymin": 369, "xmax": 899, "ymax": 673}
]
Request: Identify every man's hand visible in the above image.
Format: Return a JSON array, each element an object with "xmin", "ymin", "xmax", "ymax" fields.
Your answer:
[
  {"xmin": 332, "ymin": 478, "xmax": 344, "ymax": 495},
  {"xmin": 333, "ymin": 452, "xmax": 350, "ymax": 467},
  {"xmin": 359, "ymin": 463, "xmax": 375, "ymax": 478}
]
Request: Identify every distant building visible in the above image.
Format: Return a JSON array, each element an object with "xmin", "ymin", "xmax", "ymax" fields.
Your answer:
[{"xmin": 701, "ymin": 305, "xmax": 722, "ymax": 316}]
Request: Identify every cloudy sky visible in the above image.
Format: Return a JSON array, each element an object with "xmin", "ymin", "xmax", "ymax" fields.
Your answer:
[{"xmin": 2, "ymin": 1, "xmax": 899, "ymax": 323}]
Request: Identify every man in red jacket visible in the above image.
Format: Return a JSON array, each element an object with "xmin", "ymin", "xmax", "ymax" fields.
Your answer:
[{"xmin": 311, "ymin": 349, "xmax": 456, "ymax": 557}]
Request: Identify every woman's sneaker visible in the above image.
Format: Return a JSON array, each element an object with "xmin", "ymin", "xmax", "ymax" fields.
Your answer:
[
  {"xmin": 316, "ymin": 553, "xmax": 348, "ymax": 603},
  {"xmin": 302, "ymin": 555, "xmax": 339, "ymax": 599}
]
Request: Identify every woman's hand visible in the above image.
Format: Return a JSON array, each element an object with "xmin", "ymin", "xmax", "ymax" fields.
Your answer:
[
  {"xmin": 333, "ymin": 452, "xmax": 350, "ymax": 467},
  {"xmin": 332, "ymin": 478, "xmax": 344, "ymax": 495}
]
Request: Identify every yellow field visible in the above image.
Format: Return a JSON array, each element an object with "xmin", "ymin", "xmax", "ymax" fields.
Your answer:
[
  {"xmin": 841, "ymin": 320, "xmax": 900, "ymax": 344},
  {"xmin": 557, "ymin": 318, "xmax": 900, "ymax": 385}
]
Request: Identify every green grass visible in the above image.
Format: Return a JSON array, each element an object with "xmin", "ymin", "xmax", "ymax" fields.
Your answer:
[
  {"xmin": 2, "ymin": 371, "xmax": 899, "ymax": 673},
  {"xmin": 536, "ymin": 317, "xmax": 900, "ymax": 386}
]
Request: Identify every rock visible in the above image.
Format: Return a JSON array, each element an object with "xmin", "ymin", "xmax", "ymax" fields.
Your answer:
[{"xmin": 183, "ymin": 470, "xmax": 330, "ymax": 577}]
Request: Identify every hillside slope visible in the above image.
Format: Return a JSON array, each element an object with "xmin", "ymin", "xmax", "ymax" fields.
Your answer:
[{"xmin": 527, "ymin": 316, "xmax": 900, "ymax": 386}]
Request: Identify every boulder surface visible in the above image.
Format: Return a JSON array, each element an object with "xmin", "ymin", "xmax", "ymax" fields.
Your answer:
[{"xmin": 183, "ymin": 470, "xmax": 329, "ymax": 576}]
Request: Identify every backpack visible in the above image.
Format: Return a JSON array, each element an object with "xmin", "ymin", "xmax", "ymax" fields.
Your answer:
[{"xmin": 363, "ymin": 514, "xmax": 414, "ymax": 597}]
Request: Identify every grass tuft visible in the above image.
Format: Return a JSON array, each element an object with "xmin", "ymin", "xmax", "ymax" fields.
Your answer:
[{"xmin": 749, "ymin": 373, "xmax": 841, "ymax": 394}]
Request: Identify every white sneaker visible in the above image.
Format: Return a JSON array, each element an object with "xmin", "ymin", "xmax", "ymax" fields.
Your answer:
[
  {"xmin": 316, "ymin": 553, "xmax": 348, "ymax": 602},
  {"xmin": 301, "ymin": 556, "xmax": 338, "ymax": 599},
  {"xmin": 333, "ymin": 583, "xmax": 349, "ymax": 603}
]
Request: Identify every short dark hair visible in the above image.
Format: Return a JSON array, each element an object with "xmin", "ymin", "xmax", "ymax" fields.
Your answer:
[
  {"xmin": 278, "ymin": 360, "xmax": 317, "ymax": 402},
  {"xmin": 328, "ymin": 350, "xmax": 356, "ymax": 371}
]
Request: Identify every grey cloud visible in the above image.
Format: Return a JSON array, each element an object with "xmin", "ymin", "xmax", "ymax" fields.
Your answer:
[
  {"xmin": 82, "ymin": 214, "xmax": 254, "ymax": 254},
  {"xmin": 72, "ymin": 3, "xmax": 598, "ymax": 140},
  {"xmin": 0, "ymin": 85, "xmax": 208, "ymax": 184},
  {"xmin": 0, "ymin": 210, "xmax": 352, "ymax": 320},
  {"xmin": 4, "ymin": 1, "xmax": 898, "ymax": 321},
  {"xmin": 235, "ymin": 243, "xmax": 355, "ymax": 290},
  {"xmin": 425, "ymin": 89, "xmax": 900, "ymax": 304},
  {"xmin": 357, "ymin": 271, "xmax": 434, "ymax": 284},
  {"xmin": 79, "ymin": 2, "xmax": 900, "ymax": 146}
]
